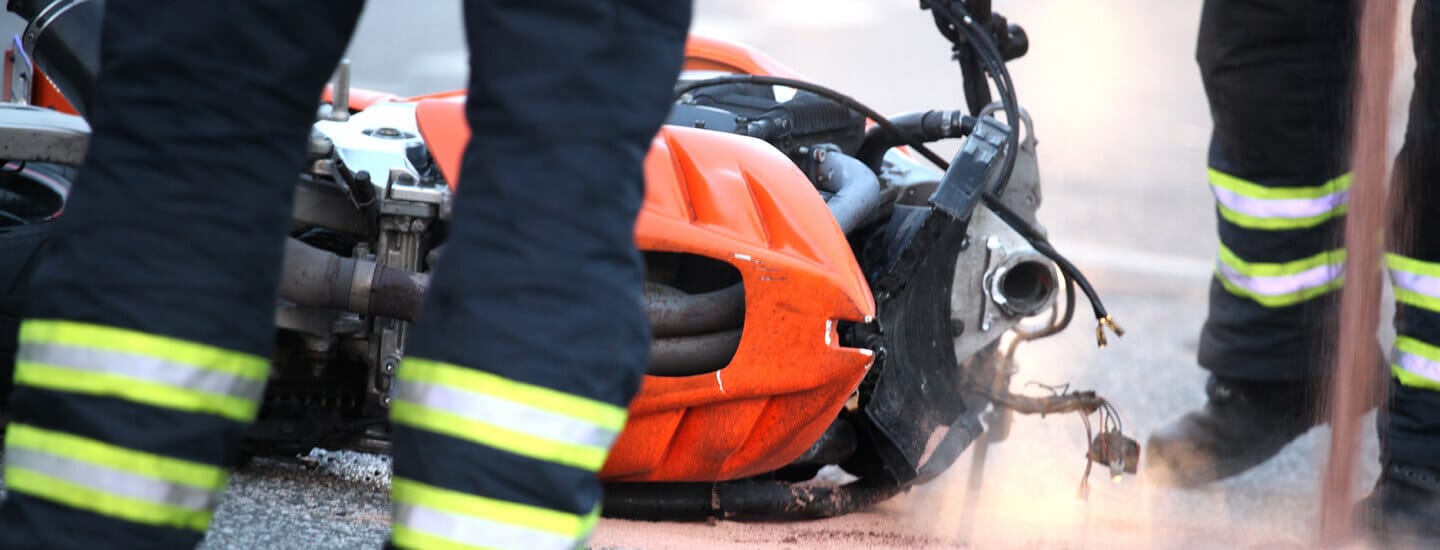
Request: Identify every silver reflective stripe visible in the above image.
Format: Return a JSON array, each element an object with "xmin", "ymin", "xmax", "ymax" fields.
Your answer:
[
  {"xmin": 1217, "ymin": 261, "xmax": 1343, "ymax": 296},
  {"xmin": 6, "ymin": 448, "xmax": 219, "ymax": 511},
  {"xmin": 1210, "ymin": 185, "xmax": 1347, "ymax": 219},
  {"xmin": 1391, "ymin": 269, "xmax": 1440, "ymax": 299},
  {"xmin": 18, "ymin": 342, "xmax": 266, "ymax": 401},
  {"xmin": 1395, "ymin": 348, "xmax": 1440, "ymax": 383},
  {"xmin": 394, "ymin": 379, "xmax": 619, "ymax": 449},
  {"xmin": 395, "ymin": 503, "xmax": 577, "ymax": 550}
]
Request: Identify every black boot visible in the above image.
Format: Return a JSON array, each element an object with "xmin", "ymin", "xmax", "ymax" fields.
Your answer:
[
  {"xmin": 1357, "ymin": 462, "xmax": 1440, "ymax": 544},
  {"xmin": 1145, "ymin": 375, "xmax": 1319, "ymax": 487}
]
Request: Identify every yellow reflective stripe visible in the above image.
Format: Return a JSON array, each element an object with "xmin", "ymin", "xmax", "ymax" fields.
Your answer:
[
  {"xmin": 1207, "ymin": 169, "xmax": 1352, "ymax": 200},
  {"xmin": 14, "ymin": 361, "xmax": 259, "ymax": 422},
  {"xmin": 1217, "ymin": 202, "xmax": 1346, "ymax": 230},
  {"xmin": 5, "ymin": 423, "xmax": 228, "ymax": 490},
  {"xmin": 1397, "ymin": 336, "xmax": 1440, "ymax": 363},
  {"xmin": 390, "ymin": 401, "xmax": 607, "ymax": 471},
  {"xmin": 1215, "ymin": 268, "xmax": 1344, "ymax": 308},
  {"xmin": 396, "ymin": 358, "xmax": 626, "ymax": 431},
  {"xmin": 391, "ymin": 477, "xmax": 591, "ymax": 537},
  {"xmin": 1217, "ymin": 244, "xmax": 1345, "ymax": 277},
  {"xmin": 1396, "ymin": 288, "xmax": 1440, "ymax": 314},
  {"xmin": 1392, "ymin": 364, "xmax": 1440, "ymax": 391},
  {"xmin": 1388, "ymin": 253, "xmax": 1440, "ymax": 278},
  {"xmin": 18, "ymin": 319, "xmax": 267, "ymax": 381},
  {"xmin": 4, "ymin": 467, "xmax": 213, "ymax": 532},
  {"xmin": 390, "ymin": 525, "xmax": 491, "ymax": 550}
]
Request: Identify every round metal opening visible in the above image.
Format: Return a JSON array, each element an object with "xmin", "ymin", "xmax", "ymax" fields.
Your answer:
[{"xmin": 997, "ymin": 260, "xmax": 1056, "ymax": 317}]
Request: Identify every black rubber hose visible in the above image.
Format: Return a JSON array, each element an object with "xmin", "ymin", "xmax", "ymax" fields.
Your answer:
[
  {"xmin": 279, "ymin": 237, "xmax": 429, "ymax": 322},
  {"xmin": 644, "ymin": 282, "xmax": 745, "ymax": 338},
  {"xmin": 602, "ymin": 479, "xmax": 906, "ymax": 521},
  {"xmin": 856, "ymin": 110, "xmax": 975, "ymax": 172},
  {"xmin": 370, "ymin": 267, "xmax": 428, "ymax": 323},
  {"xmin": 647, "ymin": 329, "xmax": 743, "ymax": 377},
  {"xmin": 806, "ymin": 146, "xmax": 883, "ymax": 234}
]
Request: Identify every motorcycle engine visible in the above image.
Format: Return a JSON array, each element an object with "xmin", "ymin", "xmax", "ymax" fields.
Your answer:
[{"xmin": 255, "ymin": 102, "xmax": 450, "ymax": 455}]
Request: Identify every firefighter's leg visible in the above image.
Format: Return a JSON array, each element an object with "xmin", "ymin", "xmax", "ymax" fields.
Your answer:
[
  {"xmin": 0, "ymin": 1, "xmax": 366, "ymax": 547},
  {"xmin": 1362, "ymin": 0, "xmax": 1440, "ymax": 539},
  {"xmin": 385, "ymin": 1, "xmax": 690, "ymax": 549},
  {"xmin": 1147, "ymin": 0, "xmax": 1358, "ymax": 486}
]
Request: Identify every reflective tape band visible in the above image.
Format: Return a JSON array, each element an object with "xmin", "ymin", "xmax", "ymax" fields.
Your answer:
[
  {"xmin": 5, "ymin": 468, "xmax": 215, "ymax": 533},
  {"xmin": 1209, "ymin": 169, "xmax": 1350, "ymax": 230},
  {"xmin": 390, "ymin": 477, "xmax": 597, "ymax": 550},
  {"xmin": 7, "ymin": 449, "xmax": 219, "ymax": 512},
  {"xmin": 391, "ymin": 358, "xmax": 626, "ymax": 471},
  {"xmin": 14, "ymin": 320, "xmax": 268, "ymax": 422},
  {"xmin": 3, "ymin": 423, "xmax": 226, "ymax": 531},
  {"xmin": 392, "ymin": 504, "xmax": 578, "ymax": 550},
  {"xmin": 1215, "ymin": 245, "xmax": 1345, "ymax": 307},
  {"xmin": 1392, "ymin": 337, "xmax": 1440, "ymax": 391},
  {"xmin": 18, "ymin": 343, "xmax": 266, "ymax": 401},
  {"xmin": 394, "ymin": 380, "xmax": 619, "ymax": 449},
  {"xmin": 14, "ymin": 361, "xmax": 260, "ymax": 422},
  {"xmin": 19, "ymin": 320, "xmax": 268, "ymax": 379},
  {"xmin": 396, "ymin": 358, "xmax": 626, "ymax": 430},
  {"xmin": 1389, "ymin": 254, "xmax": 1440, "ymax": 313},
  {"xmin": 390, "ymin": 400, "xmax": 609, "ymax": 472}
]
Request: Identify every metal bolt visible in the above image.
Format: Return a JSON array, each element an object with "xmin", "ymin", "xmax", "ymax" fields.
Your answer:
[
  {"xmin": 382, "ymin": 361, "xmax": 397, "ymax": 374},
  {"xmin": 812, "ymin": 147, "xmax": 829, "ymax": 163},
  {"xmin": 375, "ymin": 127, "xmax": 402, "ymax": 138}
]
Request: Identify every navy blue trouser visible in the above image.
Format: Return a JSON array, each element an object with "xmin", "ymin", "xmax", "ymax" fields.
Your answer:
[
  {"xmin": 0, "ymin": 0, "xmax": 690, "ymax": 548},
  {"xmin": 1197, "ymin": 0, "xmax": 1440, "ymax": 467}
]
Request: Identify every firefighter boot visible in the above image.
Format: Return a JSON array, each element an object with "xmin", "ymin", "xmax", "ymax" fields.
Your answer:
[
  {"xmin": 1145, "ymin": 375, "xmax": 1319, "ymax": 487},
  {"xmin": 1357, "ymin": 462, "xmax": 1440, "ymax": 544}
]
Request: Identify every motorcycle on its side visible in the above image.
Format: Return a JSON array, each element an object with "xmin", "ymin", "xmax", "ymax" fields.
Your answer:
[{"xmin": 0, "ymin": 0, "xmax": 1137, "ymax": 520}]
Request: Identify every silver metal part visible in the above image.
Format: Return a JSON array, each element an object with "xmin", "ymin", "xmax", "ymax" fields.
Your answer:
[
  {"xmin": 328, "ymin": 59, "xmax": 351, "ymax": 122},
  {"xmin": 347, "ymin": 257, "xmax": 377, "ymax": 314},
  {"xmin": 364, "ymin": 214, "xmax": 427, "ymax": 409},
  {"xmin": 9, "ymin": 36, "xmax": 32, "ymax": 105},
  {"xmin": 979, "ymin": 103, "xmax": 1043, "ymax": 228},
  {"xmin": 951, "ymin": 206, "xmax": 1057, "ymax": 361},
  {"xmin": 20, "ymin": 0, "xmax": 88, "ymax": 62},
  {"xmin": 313, "ymin": 103, "xmax": 436, "ymax": 198},
  {"xmin": 0, "ymin": 103, "xmax": 90, "ymax": 165}
]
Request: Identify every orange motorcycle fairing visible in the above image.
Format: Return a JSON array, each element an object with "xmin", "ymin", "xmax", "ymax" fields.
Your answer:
[{"xmin": 415, "ymin": 111, "xmax": 877, "ymax": 483}]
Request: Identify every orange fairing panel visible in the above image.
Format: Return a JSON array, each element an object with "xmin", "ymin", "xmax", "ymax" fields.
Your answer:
[
  {"xmin": 415, "ymin": 36, "xmax": 876, "ymax": 481},
  {"xmin": 607, "ymin": 126, "xmax": 875, "ymax": 481},
  {"xmin": 683, "ymin": 35, "xmax": 801, "ymax": 78}
]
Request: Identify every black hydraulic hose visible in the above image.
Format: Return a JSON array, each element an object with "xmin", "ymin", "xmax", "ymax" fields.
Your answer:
[
  {"xmin": 644, "ymin": 282, "xmax": 745, "ymax": 338},
  {"xmin": 647, "ymin": 329, "xmax": 743, "ymax": 377},
  {"xmin": 675, "ymin": 75, "xmax": 952, "ymax": 169},
  {"xmin": 855, "ymin": 110, "xmax": 975, "ymax": 172},
  {"xmin": 806, "ymin": 146, "xmax": 883, "ymax": 234},
  {"xmin": 279, "ymin": 237, "xmax": 430, "ymax": 323}
]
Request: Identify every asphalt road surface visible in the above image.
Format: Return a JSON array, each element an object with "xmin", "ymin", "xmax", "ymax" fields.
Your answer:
[{"xmin": 0, "ymin": 1, "xmax": 1416, "ymax": 548}]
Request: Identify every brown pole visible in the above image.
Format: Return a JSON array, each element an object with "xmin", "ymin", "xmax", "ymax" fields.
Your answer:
[{"xmin": 1320, "ymin": 0, "xmax": 1399, "ymax": 543}]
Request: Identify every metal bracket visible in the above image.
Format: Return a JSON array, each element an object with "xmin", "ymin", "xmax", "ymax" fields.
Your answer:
[{"xmin": 8, "ymin": 35, "xmax": 32, "ymax": 105}]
